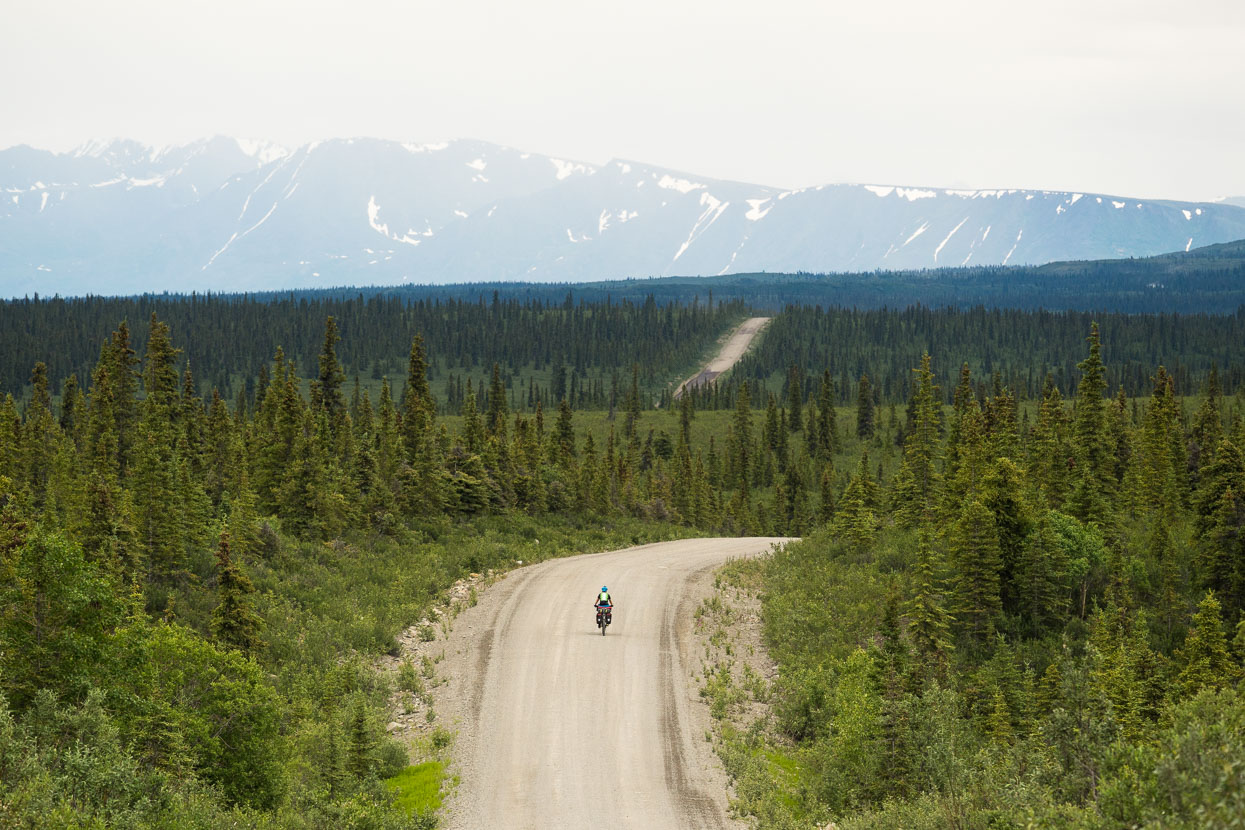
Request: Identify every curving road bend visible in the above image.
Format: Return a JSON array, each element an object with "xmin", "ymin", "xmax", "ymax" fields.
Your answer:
[{"xmin": 438, "ymin": 537, "xmax": 788, "ymax": 830}]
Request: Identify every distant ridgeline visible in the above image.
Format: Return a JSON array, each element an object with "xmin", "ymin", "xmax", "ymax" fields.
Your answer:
[{"xmin": 229, "ymin": 237, "xmax": 1245, "ymax": 313}]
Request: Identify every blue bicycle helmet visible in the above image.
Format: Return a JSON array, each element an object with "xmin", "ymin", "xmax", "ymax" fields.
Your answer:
[{"xmin": 601, "ymin": 586, "xmax": 608, "ymax": 592}]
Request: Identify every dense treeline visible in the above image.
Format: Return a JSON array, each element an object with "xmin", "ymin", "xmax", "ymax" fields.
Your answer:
[
  {"xmin": 731, "ymin": 304, "xmax": 1245, "ymax": 403},
  {"xmin": 7, "ymin": 236, "xmax": 1245, "ymax": 403},
  {"xmin": 0, "ymin": 310, "xmax": 850, "ymax": 826},
  {"xmin": 714, "ymin": 325, "xmax": 1245, "ymax": 828},
  {"xmin": 0, "ymin": 292, "xmax": 743, "ymax": 406}
]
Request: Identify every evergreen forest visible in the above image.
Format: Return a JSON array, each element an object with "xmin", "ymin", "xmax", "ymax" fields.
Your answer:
[
  {"xmin": 2, "ymin": 290, "xmax": 1244, "ymax": 828},
  {"xmin": 142, "ymin": 236, "xmax": 1245, "ymax": 313}
]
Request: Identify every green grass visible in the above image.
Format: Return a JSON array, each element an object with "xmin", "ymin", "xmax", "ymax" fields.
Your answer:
[{"xmin": 385, "ymin": 762, "xmax": 445, "ymax": 815}]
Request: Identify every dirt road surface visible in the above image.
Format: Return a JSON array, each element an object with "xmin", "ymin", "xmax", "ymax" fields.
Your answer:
[
  {"xmin": 435, "ymin": 537, "xmax": 788, "ymax": 829},
  {"xmin": 674, "ymin": 317, "xmax": 770, "ymax": 399}
]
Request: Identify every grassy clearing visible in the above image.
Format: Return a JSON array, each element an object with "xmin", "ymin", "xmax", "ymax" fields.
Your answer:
[{"xmin": 385, "ymin": 761, "xmax": 445, "ymax": 816}]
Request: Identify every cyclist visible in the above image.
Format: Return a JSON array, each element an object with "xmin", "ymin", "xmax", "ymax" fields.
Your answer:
[{"xmin": 595, "ymin": 585, "xmax": 613, "ymax": 625}]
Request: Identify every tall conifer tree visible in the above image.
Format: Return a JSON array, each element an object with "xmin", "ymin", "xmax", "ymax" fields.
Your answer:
[
  {"xmin": 1066, "ymin": 323, "xmax": 1114, "ymax": 527},
  {"xmin": 856, "ymin": 374, "xmax": 875, "ymax": 440},
  {"xmin": 211, "ymin": 533, "xmax": 264, "ymax": 656}
]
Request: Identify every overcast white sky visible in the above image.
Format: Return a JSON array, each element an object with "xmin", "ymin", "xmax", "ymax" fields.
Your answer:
[{"xmin": 4, "ymin": 0, "xmax": 1243, "ymax": 200}]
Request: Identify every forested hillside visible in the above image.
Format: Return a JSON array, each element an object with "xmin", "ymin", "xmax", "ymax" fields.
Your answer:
[
  {"xmin": 708, "ymin": 326, "xmax": 1245, "ymax": 828},
  {"xmin": 2, "ymin": 300, "xmax": 1244, "ymax": 827},
  {"xmin": 0, "ymin": 312, "xmax": 743, "ymax": 828}
]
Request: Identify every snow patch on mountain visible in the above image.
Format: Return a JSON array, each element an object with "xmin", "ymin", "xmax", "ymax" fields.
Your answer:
[
  {"xmin": 897, "ymin": 187, "xmax": 936, "ymax": 201},
  {"xmin": 746, "ymin": 198, "xmax": 773, "ymax": 221},
  {"xmin": 1003, "ymin": 230, "xmax": 1024, "ymax": 265},
  {"xmin": 934, "ymin": 217, "xmax": 968, "ymax": 261},
  {"xmin": 903, "ymin": 222, "xmax": 930, "ymax": 246},
  {"xmin": 235, "ymin": 138, "xmax": 288, "ymax": 165},
  {"xmin": 368, "ymin": 196, "xmax": 423, "ymax": 246},
  {"xmin": 673, "ymin": 192, "xmax": 729, "ymax": 262},
  {"xmin": 403, "ymin": 141, "xmax": 449, "ymax": 154},
  {"xmin": 658, "ymin": 175, "xmax": 704, "ymax": 194},
  {"xmin": 550, "ymin": 159, "xmax": 591, "ymax": 180}
]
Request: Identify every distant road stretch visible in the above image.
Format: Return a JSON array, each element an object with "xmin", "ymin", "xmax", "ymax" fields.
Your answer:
[
  {"xmin": 440, "ymin": 537, "xmax": 788, "ymax": 830},
  {"xmin": 674, "ymin": 316, "xmax": 770, "ymax": 399}
]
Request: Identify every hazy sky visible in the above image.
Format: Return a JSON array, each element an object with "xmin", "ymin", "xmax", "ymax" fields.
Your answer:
[{"xmin": 4, "ymin": 0, "xmax": 1243, "ymax": 200}]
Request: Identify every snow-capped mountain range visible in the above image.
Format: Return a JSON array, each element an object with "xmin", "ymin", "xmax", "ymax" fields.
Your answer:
[{"xmin": 4, "ymin": 136, "xmax": 1245, "ymax": 297}]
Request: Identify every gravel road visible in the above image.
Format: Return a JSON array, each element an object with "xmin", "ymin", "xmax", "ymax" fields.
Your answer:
[
  {"xmin": 674, "ymin": 317, "xmax": 770, "ymax": 399},
  {"xmin": 435, "ymin": 537, "xmax": 787, "ymax": 829}
]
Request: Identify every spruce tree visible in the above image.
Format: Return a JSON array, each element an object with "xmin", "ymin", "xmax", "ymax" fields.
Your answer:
[
  {"xmin": 893, "ymin": 354, "xmax": 941, "ymax": 525},
  {"xmin": 20, "ymin": 362, "xmax": 60, "ymax": 506},
  {"xmin": 1065, "ymin": 323, "xmax": 1114, "ymax": 527},
  {"xmin": 817, "ymin": 462, "xmax": 835, "ymax": 525},
  {"xmin": 1107, "ymin": 385, "xmax": 1132, "ymax": 487},
  {"xmin": 786, "ymin": 365, "xmax": 803, "ymax": 432},
  {"xmin": 58, "ymin": 374, "xmax": 84, "ymax": 447},
  {"xmin": 313, "ymin": 316, "xmax": 347, "ymax": 438},
  {"xmin": 203, "ymin": 389, "xmax": 234, "ymax": 506},
  {"xmin": 906, "ymin": 528, "xmax": 955, "ymax": 672},
  {"xmin": 403, "ymin": 334, "xmax": 435, "ymax": 457},
  {"xmin": 105, "ymin": 321, "xmax": 140, "ymax": 474},
  {"xmin": 1137, "ymin": 366, "xmax": 1182, "ymax": 515},
  {"xmin": 984, "ymin": 383, "xmax": 1020, "ymax": 459},
  {"xmin": 832, "ymin": 452, "xmax": 879, "ymax": 547},
  {"xmin": 1193, "ymin": 438, "xmax": 1244, "ymax": 539},
  {"xmin": 375, "ymin": 378, "xmax": 402, "ymax": 502},
  {"xmin": 943, "ymin": 389, "xmax": 987, "ymax": 513},
  {"xmin": 1150, "ymin": 520, "xmax": 1184, "ymax": 650},
  {"xmin": 980, "ymin": 457, "xmax": 1033, "ymax": 612},
  {"xmin": 943, "ymin": 363, "xmax": 976, "ymax": 494},
  {"xmin": 210, "ymin": 533, "xmax": 264, "ymax": 656},
  {"xmin": 553, "ymin": 397, "xmax": 575, "ymax": 462},
  {"xmin": 400, "ymin": 336, "xmax": 447, "ymax": 516},
  {"xmin": 624, "ymin": 363, "xmax": 641, "ymax": 441},
  {"xmin": 1013, "ymin": 512, "xmax": 1070, "ymax": 635},
  {"xmin": 1176, "ymin": 591, "xmax": 1239, "ymax": 695},
  {"xmin": 1028, "ymin": 373, "xmax": 1070, "ymax": 508},
  {"xmin": 1196, "ymin": 486, "xmax": 1244, "ymax": 616},
  {"xmin": 856, "ymin": 374, "xmax": 875, "ymax": 440},
  {"xmin": 987, "ymin": 689, "xmax": 1013, "ymax": 745},
  {"xmin": 486, "ymin": 363, "xmax": 508, "ymax": 439},
  {"xmin": 951, "ymin": 499, "xmax": 1003, "ymax": 643},
  {"xmin": 346, "ymin": 695, "xmax": 375, "ymax": 780},
  {"xmin": 817, "ymin": 370, "xmax": 837, "ymax": 458},
  {"xmin": 133, "ymin": 315, "xmax": 186, "ymax": 584},
  {"xmin": 1190, "ymin": 364, "xmax": 1224, "ymax": 480},
  {"xmin": 0, "ymin": 395, "xmax": 18, "ymax": 482},
  {"xmin": 730, "ymin": 382, "xmax": 753, "ymax": 495}
]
